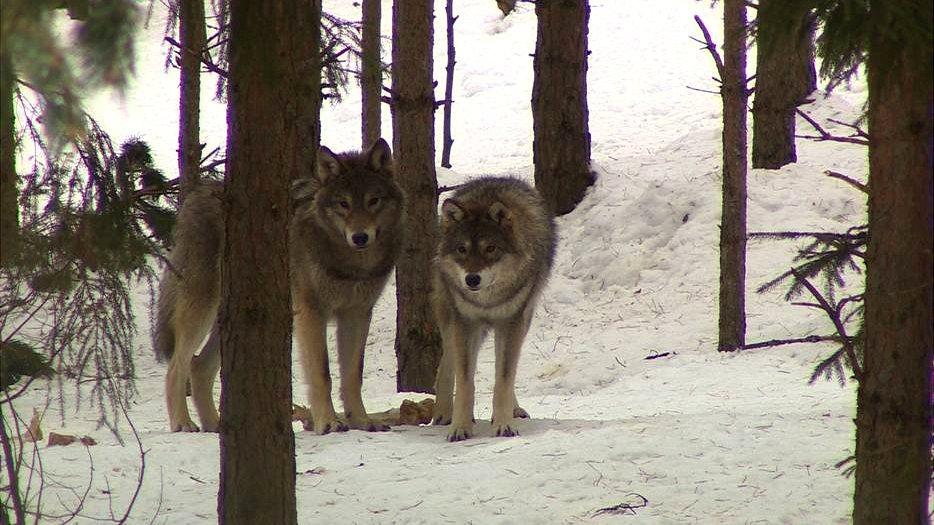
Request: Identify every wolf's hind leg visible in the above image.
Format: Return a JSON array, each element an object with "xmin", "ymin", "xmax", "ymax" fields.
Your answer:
[
  {"xmin": 432, "ymin": 336, "xmax": 455, "ymax": 425},
  {"xmin": 336, "ymin": 307, "xmax": 388, "ymax": 432},
  {"xmin": 296, "ymin": 305, "xmax": 346, "ymax": 435},
  {"xmin": 166, "ymin": 307, "xmax": 214, "ymax": 432},
  {"xmin": 190, "ymin": 324, "xmax": 221, "ymax": 432}
]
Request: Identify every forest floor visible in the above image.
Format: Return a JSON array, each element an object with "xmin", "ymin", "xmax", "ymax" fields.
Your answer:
[{"xmin": 6, "ymin": 1, "xmax": 867, "ymax": 523}]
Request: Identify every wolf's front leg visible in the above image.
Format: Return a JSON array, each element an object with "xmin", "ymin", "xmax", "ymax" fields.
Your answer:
[
  {"xmin": 447, "ymin": 321, "xmax": 485, "ymax": 442},
  {"xmin": 491, "ymin": 313, "xmax": 531, "ymax": 438},
  {"xmin": 295, "ymin": 305, "xmax": 347, "ymax": 434},
  {"xmin": 336, "ymin": 308, "xmax": 389, "ymax": 432},
  {"xmin": 431, "ymin": 332, "xmax": 455, "ymax": 425}
]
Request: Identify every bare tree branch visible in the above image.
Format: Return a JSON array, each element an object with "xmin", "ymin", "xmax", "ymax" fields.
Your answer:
[
  {"xmin": 824, "ymin": 170, "xmax": 868, "ymax": 194},
  {"xmin": 692, "ymin": 15, "xmax": 725, "ymax": 80},
  {"xmin": 795, "ymin": 109, "xmax": 870, "ymax": 146}
]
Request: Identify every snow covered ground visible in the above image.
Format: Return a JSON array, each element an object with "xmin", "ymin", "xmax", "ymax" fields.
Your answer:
[{"xmin": 5, "ymin": 1, "xmax": 868, "ymax": 523}]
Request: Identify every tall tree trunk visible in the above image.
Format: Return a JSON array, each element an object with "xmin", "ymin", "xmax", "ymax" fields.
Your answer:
[
  {"xmin": 0, "ymin": 46, "xmax": 18, "ymax": 267},
  {"xmin": 361, "ymin": 0, "xmax": 381, "ymax": 150},
  {"xmin": 218, "ymin": 1, "xmax": 320, "ymax": 523},
  {"xmin": 177, "ymin": 0, "xmax": 206, "ymax": 201},
  {"xmin": 752, "ymin": 0, "xmax": 816, "ymax": 169},
  {"xmin": 717, "ymin": 0, "xmax": 748, "ymax": 352},
  {"xmin": 531, "ymin": 0, "xmax": 593, "ymax": 216},
  {"xmin": 391, "ymin": 0, "xmax": 441, "ymax": 393},
  {"xmin": 440, "ymin": 0, "xmax": 455, "ymax": 168},
  {"xmin": 854, "ymin": 5, "xmax": 933, "ymax": 521}
]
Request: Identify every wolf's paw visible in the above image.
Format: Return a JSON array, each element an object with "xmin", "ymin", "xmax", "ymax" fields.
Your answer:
[
  {"xmin": 513, "ymin": 406, "xmax": 530, "ymax": 419},
  {"xmin": 304, "ymin": 417, "xmax": 348, "ymax": 435},
  {"xmin": 200, "ymin": 422, "xmax": 219, "ymax": 433},
  {"xmin": 493, "ymin": 422, "xmax": 519, "ymax": 438},
  {"xmin": 446, "ymin": 424, "xmax": 473, "ymax": 442},
  {"xmin": 171, "ymin": 419, "xmax": 200, "ymax": 433},
  {"xmin": 349, "ymin": 417, "xmax": 391, "ymax": 432},
  {"xmin": 432, "ymin": 412, "xmax": 452, "ymax": 426}
]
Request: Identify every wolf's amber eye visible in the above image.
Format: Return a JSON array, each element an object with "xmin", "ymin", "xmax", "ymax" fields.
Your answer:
[
  {"xmin": 368, "ymin": 197, "xmax": 380, "ymax": 207},
  {"xmin": 338, "ymin": 200, "xmax": 350, "ymax": 209},
  {"xmin": 456, "ymin": 245, "xmax": 467, "ymax": 254},
  {"xmin": 485, "ymin": 245, "xmax": 497, "ymax": 254}
]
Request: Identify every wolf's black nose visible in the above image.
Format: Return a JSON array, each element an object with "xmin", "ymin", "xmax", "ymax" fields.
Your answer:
[
  {"xmin": 465, "ymin": 274, "xmax": 481, "ymax": 288},
  {"xmin": 352, "ymin": 232, "xmax": 369, "ymax": 247}
]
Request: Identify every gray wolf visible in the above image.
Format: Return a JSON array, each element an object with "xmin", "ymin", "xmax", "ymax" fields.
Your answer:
[
  {"xmin": 430, "ymin": 177, "xmax": 556, "ymax": 441},
  {"xmin": 154, "ymin": 139, "xmax": 403, "ymax": 434}
]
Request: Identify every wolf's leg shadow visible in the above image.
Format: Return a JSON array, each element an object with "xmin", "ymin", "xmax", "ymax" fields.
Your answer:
[
  {"xmin": 190, "ymin": 324, "xmax": 221, "ymax": 432},
  {"xmin": 295, "ymin": 304, "xmax": 347, "ymax": 434},
  {"xmin": 448, "ymin": 322, "xmax": 487, "ymax": 442},
  {"xmin": 491, "ymin": 306, "xmax": 533, "ymax": 438},
  {"xmin": 336, "ymin": 307, "xmax": 389, "ymax": 432}
]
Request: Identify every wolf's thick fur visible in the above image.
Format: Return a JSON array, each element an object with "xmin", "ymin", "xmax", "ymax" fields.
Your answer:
[
  {"xmin": 431, "ymin": 177, "xmax": 556, "ymax": 441},
  {"xmin": 154, "ymin": 139, "xmax": 403, "ymax": 434}
]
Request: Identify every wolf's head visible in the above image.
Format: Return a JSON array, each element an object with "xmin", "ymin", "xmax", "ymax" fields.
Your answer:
[
  {"xmin": 301, "ymin": 138, "xmax": 403, "ymax": 251},
  {"xmin": 438, "ymin": 198, "xmax": 519, "ymax": 293}
]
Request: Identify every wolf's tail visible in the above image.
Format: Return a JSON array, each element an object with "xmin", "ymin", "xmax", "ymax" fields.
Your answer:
[{"xmin": 153, "ymin": 273, "xmax": 176, "ymax": 363}]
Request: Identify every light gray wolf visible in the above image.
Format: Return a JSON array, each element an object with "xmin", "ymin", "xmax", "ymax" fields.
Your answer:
[
  {"xmin": 154, "ymin": 139, "xmax": 403, "ymax": 434},
  {"xmin": 430, "ymin": 177, "xmax": 556, "ymax": 441}
]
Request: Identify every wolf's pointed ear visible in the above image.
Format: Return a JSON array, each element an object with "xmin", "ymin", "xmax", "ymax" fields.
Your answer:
[
  {"xmin": 488, "ymin": 201, "xmax": 512, "ymax": 226},
  {"xmin": 442, "ymin": 199, "xmax": 465, "ymax": 223},
  {"xmin": 367, "ymin": 138, "xmax": 393, "ymax": 175},
  {"xmin": 317, "ymin": 145, "xmax": 341, "ymax": 183}
]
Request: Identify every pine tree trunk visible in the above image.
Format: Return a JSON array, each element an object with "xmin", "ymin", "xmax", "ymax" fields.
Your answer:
[
  {"xmin": 0, "ymin": 47, "xmax": 18, "ymax": 267},
  {"xmin": 177, "ymin": 0, "xmax": 206, "ymax": 201},
  {"xmin": 717, "ymin": 0, "xmax": 748, "ymax": 352},
  {"xmin": 391, "ymin": 0, "xmax": 441, "ymax": 393},
  {"xmin": 361, "ymin": 0, "xmax": 381, "ymax": 150},
  {"xmin": 440, "ymin": 0, "xmax": 455, "ymax": 169},
  {"xmin": 218, "ymin": 1, "xmax": 320, "ymax": 523},
  {"xmin": 752, "ymin": 0, "xmax": 816, "ymax": 169},
  {"xmin": 854, "ymin": 17, "xmax": 933, "ymax": 522},
  {"xmin": 531, "ymin": 0, "xmax": 593, "ymax": 216}
]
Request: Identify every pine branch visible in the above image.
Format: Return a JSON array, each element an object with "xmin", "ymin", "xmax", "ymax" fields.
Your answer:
[
  {"xmin": 790, "ymin": 269, "xmax": 863, "ymax": 381},
  {"xmin": 741, "ymin": 334, "xmax": 839, "ymax": 350}
]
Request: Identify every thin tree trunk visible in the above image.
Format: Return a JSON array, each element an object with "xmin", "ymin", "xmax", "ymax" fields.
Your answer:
[
  {"xmin": 440, "ymin": 0, "xmax": 456, "ymax": 168},
  {"xmin": 391, "ymin": 0, "xmax": 441, "ymax": 393},
  {"xmin": 531, "ymin": 0, "xmax": 593, "ymax": 216},
  {"xmin": 717, "ymin": 0, "xmax": 748, "ymax": 352},
  {"xmin": 0, "ymin": 46, "xmax": 18, "ymax": 266},
  {"xmin": 854, "ymin": 11, "xmax": 933, "ymax": 521},
  {"xmin": 361, "ymin": 0, "xmax": 381, "ymax": 150},
  {"xmin": 218, "ymin": 1, "xmax": 320, "ymax": 523},
  {"xmin": 752, "ymin": 0, "xmax": 816, "ymax": 169},
  {"xmin": 177, "ymin": 0, "xmax": 206, "ymax": 201}
]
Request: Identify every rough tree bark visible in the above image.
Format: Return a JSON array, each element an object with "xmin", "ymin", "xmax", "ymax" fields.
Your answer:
[
  {"xmin": 531, "ymin": 0, "xmax": 593, "ymax": 216},
  {"xmin": 391, "ymin": 0, "xmax": 441, "ymax": 393},
  {"xmin": 361, "ymin": 0, "xmax": 381, "ymax": 150},
  {"xmin": 177, "ymin": 0, "xmax": 206, "ymax": 201},
  {"xmin": 218, "ymin": 1, "xmax": 320, "ymax": 523},
  {"xmin": 440, "ymin": 0, "xmax": 456, "ymax": 168},
  {"xmin": 854, "ymin": 3, "xmax": 933, "ymax": 520},
  {"xmin": 0, "ymin": 46, "xmax": 18, "ymax": 266},
  {"xmin": 717, "ymin": 0, "xmax": 748, "ymax": 352},
  {"xmin": 752, "ymin": 0, "xmax": 816, "ymax": 169}
]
